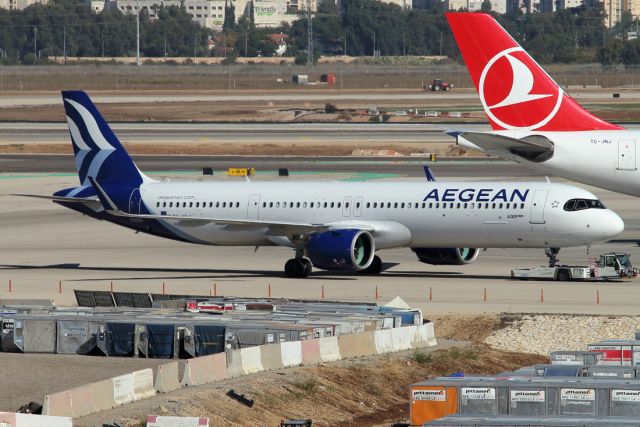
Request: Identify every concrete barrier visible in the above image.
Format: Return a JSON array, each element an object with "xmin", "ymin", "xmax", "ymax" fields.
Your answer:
[
  {"xmin": 112, "ymin": 373, "xmax": 135, "ymax": 406},
  {"xmin": 0, "ymin": 412, "xmax": 72, "ymax": 427},
  {"xmin": 210, "ymin": 352, "xmax": 228, "ymax": 381},
  {"xmin": 412, "ymin": 322, "xmax": 437, "ymax": 348},
  {"xmin": 391, "ymin": 325, "xmax": 415, "ymax": 351},
  {"xmin": 374, "ymin": 329, "xmax": 394, "ymax": 354},
  {"xmin": 155, "ymin": 362, "xmax": 181, "ymax": 393},
  {"xmin": 226, "ymin": 349, "xmax": 244, "ymax": 378},
  {"xmin": 181, "ymin": 354, "xmax": 227, "ymax": 386},
  {"xmin": 280, "ymin": 341, "xmax": 303, "ymax": 367},
  {"xmin": 147, "ymin": 415, "xmax": 210, "ymax": 426},
  {"xmin": 133, "ymin": 368, "xmax": 156, "ymax": 401},
  {"xmin": 42, "ymin": 390, "xmax": 72, "ymax": 417},
  {"xmin": 70, "ymin": 384, "xmax": 96, "ymax": 418},
  {"xmin": 92, "ymin": 378, "xmax": 117, "ymax": 411},
  {"xmin": 319, "ymin": 336, "xmax": 341, "ymax": 362},
  {"xmin": 260, "ymin": 343, "xmax": 284, "ymax": 371},
  {"xmin": 301, "ymin": 339, "xmax": 322, "ymax": 365},
  {"xmin": 240, "ymin": 346, "xmax": 263, "ymax": 374},
  {"xmin": 338, "ymin": 330, "xmax": 376, "ymax": 358}
]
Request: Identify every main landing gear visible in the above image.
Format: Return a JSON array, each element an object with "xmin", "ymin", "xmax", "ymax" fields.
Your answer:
[
  {"xmin": 545, "ymin": 247, "xmax": 560, "ymax": 267},
  {"xmin": 284, "ymin": 250, "xmax": 313, "ymax": 278},
  {"xmin": 358, "ymin": 255, "xmax": 383, "ymax": 275}
]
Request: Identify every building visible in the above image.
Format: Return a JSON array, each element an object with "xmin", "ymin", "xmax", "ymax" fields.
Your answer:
[
  {"xmin": 445, "ymin": 0, "xmax": 507, "ymax": 12},
  {"xmin": 114, "ymin": 0, "xmax": 226, "ymax": 29},
  {"xmin": 0, "ymin": 0, "xmax": 47, "ymax": 10}
]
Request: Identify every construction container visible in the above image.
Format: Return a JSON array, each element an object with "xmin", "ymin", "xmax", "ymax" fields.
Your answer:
[
  {"xmin": 97, "ymin": 321, "xmax": 147, "ymax": 357},
  {"xmin": 56, "ymin": 318, "xmax": 102, "ymax": 355},
  {"xmin": 586, "ymin": 365, "xmax": 638, "ymax": 379},
  {"xmin": 182, "ymin": 323, "xmax": 226, "ymax": 357},
  {"xmin": 13, "ymin": 316, "xmax": 56, "ymax": 353},
  {"xmin": 550, "ymin": 351, "xmax": 603, "ymax": 365},
  {"xmin": 426, "ymin": 415, "xmax": 640, "ymax": 426},
  {"xmin": 320, "ymin": 73, "xmax": 336, "ymax": 85},
  {"xmin": 146, "ymin": 323, "xmax": 179, "ymax": 359},
  {"xmin": 292, "ymin": 74, "xmax": 308, "ymax": 85},
  {"xmin": 410, "ymin": 381, "xmax": 458, "ymax": 425},
  {"xmin": 587, "ymin": 341, "xmax": 640, "ymax": 365},
  {"xmin": 534, "ymin": 365, "xmax": 588, "ymax": 377}
]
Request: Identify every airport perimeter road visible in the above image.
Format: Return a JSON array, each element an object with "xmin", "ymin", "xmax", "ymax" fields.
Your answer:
[
  {"xmin": 2, "ymin": 174, "xmax": 640, "ymax": 315},
  {"xmin": 0, "ymin": 91, "xmax": 637, "ymax": 107}
]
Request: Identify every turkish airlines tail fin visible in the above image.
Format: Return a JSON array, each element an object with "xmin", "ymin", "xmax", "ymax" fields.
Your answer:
[{"xmin": 446, "ymin": 12, "xmax": 622, "ymax": 132}]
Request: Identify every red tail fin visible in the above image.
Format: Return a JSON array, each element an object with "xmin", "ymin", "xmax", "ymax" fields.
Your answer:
[{"xmin": 446, "ymin": 12, "xmax": 622, "ymax": 132}]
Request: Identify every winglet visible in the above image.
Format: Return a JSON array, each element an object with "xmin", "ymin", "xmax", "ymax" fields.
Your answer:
[
  {"xmin": 88, "ymin": 176, "xmax": 119, "ymax": 212},
  {"xmin": 423, "ymin": 166, "xmax": 436, "ymax": 182}
]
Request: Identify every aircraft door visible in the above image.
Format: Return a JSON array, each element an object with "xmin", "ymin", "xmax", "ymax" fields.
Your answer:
[
  {"xmin": 342, "ymin": 196, "xmax": 353, "ymax": 217},
  {"xmin": 529, "ymin": 190, "xmax": 548, "ymax": 224},
  {"xmin": 247, "ymin": 194, "xmax": 261, "ymax": 220},
  {"xmin": 618, "ymin": 139, "xmax": 636, "ymax": 171},
  {"xmin": 129, "ymin": 188, "xmax": 141, "ymax": 214},
  {"xmin": 353, "ymin": 196, "xmax": 364, "ymax": 217}
]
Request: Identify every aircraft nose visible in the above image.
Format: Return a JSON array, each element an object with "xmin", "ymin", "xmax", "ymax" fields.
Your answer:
[{"xmin": 602, "ymin": 210, "xmax": 624, "ymax": 239}]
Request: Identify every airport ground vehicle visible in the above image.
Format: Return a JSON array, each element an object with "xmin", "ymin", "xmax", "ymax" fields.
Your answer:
[
  {"xmin": 424, "ymin": 79, "xmax": 453, "ymax": 91},
  {"xmin": 511, "ymin": 252, "xmax": 638, "ymax": 281}
]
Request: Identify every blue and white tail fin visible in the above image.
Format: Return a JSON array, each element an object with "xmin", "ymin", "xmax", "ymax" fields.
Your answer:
[{"xmin": 62, "ymin": 91, "xmax": 152, "ymax": 189}]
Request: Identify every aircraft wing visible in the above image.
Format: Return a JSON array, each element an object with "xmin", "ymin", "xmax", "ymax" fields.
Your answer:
[{"xmin": 452, "ymin": 131, "xmax": 555, "ymax": 163}]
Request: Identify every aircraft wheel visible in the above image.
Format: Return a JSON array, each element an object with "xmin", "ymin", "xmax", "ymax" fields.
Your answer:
[
  {"xmin": 285, "ymin": 259, "xmax": 302, "ymax": 278},
  {"xmin": 302, "ymin": 258, "xmax": 313, "ymax": 277}
]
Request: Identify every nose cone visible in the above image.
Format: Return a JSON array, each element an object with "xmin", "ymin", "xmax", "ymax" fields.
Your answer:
[{"xmin": 603, "ymin": 210, "xmax": 625, "ymax": 240}]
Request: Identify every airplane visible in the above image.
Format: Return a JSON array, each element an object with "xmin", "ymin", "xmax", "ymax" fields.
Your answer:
[
  {"xmin": 19, "ymin": 91, "xmax": 624, "ymax": 277},
  {"xmin": 446, "ymin": 12, "xmax": 640, "ymax": 197}
]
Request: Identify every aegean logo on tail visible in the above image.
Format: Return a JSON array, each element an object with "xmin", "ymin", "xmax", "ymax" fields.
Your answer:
[{"xmin": 479, "ymin": 47, "xmax": 563, "ymax": 131}]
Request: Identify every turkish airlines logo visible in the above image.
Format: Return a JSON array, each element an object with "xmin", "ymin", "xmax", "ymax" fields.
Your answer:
[{"xmin": 479, "ymin": 47, "xmax": 563, "ymax": 130}]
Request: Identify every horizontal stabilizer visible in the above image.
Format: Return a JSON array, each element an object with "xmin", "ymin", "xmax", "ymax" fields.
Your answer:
[
  {"xmin": 11, "ymin": 193, "xmax": 100, "ymax": 204},
  {"xmin": 457, "ymin": 132, "xmax": 554, "ymax": 163}
]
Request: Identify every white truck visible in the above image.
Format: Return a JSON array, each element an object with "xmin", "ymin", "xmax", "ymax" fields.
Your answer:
[{"xmin": 511, "ymin": 252, "xmax": 637, "ymax": 281}]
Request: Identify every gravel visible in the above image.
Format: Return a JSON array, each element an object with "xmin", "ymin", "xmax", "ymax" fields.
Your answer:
[{"xmin": 485, "ymin": 315, "xmax": 640, "ymax": 356}]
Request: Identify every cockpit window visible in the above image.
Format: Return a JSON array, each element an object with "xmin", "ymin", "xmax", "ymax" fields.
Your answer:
[{"xmin": 563, "ymin": 199, "xmax": 606, "ymax": 211}]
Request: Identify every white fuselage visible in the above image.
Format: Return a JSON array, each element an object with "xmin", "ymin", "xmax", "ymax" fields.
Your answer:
[
  {"xmin": 138, "ymin": 180, "xmax": 622, "ymax": 249},
  {"xmin": 491, "ymin": 130, "xmax": 640, "ymax": 197}
]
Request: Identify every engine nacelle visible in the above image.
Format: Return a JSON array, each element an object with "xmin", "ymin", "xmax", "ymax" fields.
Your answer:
[
  {"xmin": 412, "ymin": 247, "xmax": 480, "ymax": 265},
  {"xmin": 307, "ymin": 229, "xmax": 375, "ymax": 271}
]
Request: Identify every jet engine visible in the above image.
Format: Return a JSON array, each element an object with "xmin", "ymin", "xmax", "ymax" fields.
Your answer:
[
  {"xmin": 412, "ymin": 247, "xmax": 480, "ymax": 265},
  {"xmin": 307, "ymin": 229, "xmax": 375, "ymax": 271}
]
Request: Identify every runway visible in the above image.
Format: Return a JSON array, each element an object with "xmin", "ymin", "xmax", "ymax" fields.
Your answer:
[{"xmin": 1, "ymin": 171, "xmax": 640, "ymax": 315}]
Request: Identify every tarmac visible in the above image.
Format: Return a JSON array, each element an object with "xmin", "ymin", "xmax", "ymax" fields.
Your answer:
[{"xmin": 2, "ymin": 169, "xmax": 640, "ymax": 315}]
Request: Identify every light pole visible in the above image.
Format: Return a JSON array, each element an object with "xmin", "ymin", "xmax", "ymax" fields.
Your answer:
[
  {"xmin": 136, "ymin": 0, "xmax": 141, "ymax": 65},
  {"xmin": 63, "ymin": 25, "xmax": 66, "ymax": 62}
]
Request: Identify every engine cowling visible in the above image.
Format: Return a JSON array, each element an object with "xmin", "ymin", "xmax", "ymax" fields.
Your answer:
[
  {"xmin": 412, "ymin": 247, "xmax": 480, "ymax": 265},
  {"xmin": 307, "ymin": 229, "xmax": 375, "ymax": 271}
]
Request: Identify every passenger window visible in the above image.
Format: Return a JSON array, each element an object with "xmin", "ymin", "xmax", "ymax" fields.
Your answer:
[
  {"xmin": 310, "ymin": 202, "xmax": 314, "ymax": 208},
  {"xmin": 436, "ymin": 203, "xmax": 440, "ymax": 209},
  {"xmin": 345, "ymin": 202, "xmax": 349, "ymax": 208},
  {"xmin": 428, "ymin": 203, "xmax": 432, "ymax": 209},
  {"xmin": 491, "ymin": 203, "xmax": 496, "ymax": 209},
  {"xmin": 422, "ymin": 203, "xmax": 426, "ymax": 208},
  {"xmin": 470, "ymin": 203, "xmax": 474, "ymax": 209},
  {"xmin": 303, "ymin": 202, "xmax": 307, "ymax": 208},
  {"xmin": 356, "ymin": 202, "xmax": 361, "ymax": 208},
  {"xmin": 297, "ymin": 202, "xmax": 301, "ymax": 208},
  {"xmin": 183, "ymin": 202, "xmax": 186, "ymax": 207},
  {"xmin": 209, "ymin": 202, "xmax": 213, "ymax": 208},
  {"xmin": 499, "ymin": 203, "xmax": 503, "ymax": 209},
  {"xmin": 506, "ymin": 203, "xmax": 510, "ymax": 209},
  {"xmin": 156, "ymin": 202, "xmax": 160, "ymax": 207},
  {"xmin": 464, "ymin": 203, "xmax": 468, "ymax": 209},
  {"xmin": 394, "ymin": 203, "xmax": 398, "ymax": 209},
  {"xmin": 366, "ymin": 202, "xmax": 370, "ymax": 208},
  {"xmin": 236, "ymin": 202, "xmax": 240, "ymax": 208},
  {"xmin": 401, "ymin": 203, "xmax": 405, "ymax": 208},
  {"xmin": 195, "ymin": 202, "xmax": 199, "ymax": 208},
  {"xmin": 269, "ymin": 202, "xmax": 273, "ymax": 208},
  {"xmin": 324, "ymin": 202, "xmax": 328, "ymax": 208},
  {"xmin": 189, "ymin": 202, "xmax": 193, "ymax": 208},
  {"xmin": 331, "ymin": 202, "xmax": 335, "ymax": 208},
  {"xmin": 408, "ymin": 202, "xmax": 412, "ymax": 208},
  {"xmin": 520, "ymin": 203, "xmax": 524, "ymax": 209},
  {"xmin": 373, "ymin": 202, "xmax": 377, "ymax": 208},
  {"xmin": 338, "ymin": 202, "xmax": 341, "ymax": 208}
]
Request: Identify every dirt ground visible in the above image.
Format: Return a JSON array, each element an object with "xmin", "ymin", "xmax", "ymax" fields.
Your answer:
[{"xmin": 73, "ymin": 314, "xmax": 546, "ymax": 427}]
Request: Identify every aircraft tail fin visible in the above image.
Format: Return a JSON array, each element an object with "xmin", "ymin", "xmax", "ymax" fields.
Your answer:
[
  {"xmin": 445, "ymin": 12, "xmax": 622, "ymax": 132},
  {"xmin": 61, "ymin": 91, "xmax": 152, "ymax": 188}
]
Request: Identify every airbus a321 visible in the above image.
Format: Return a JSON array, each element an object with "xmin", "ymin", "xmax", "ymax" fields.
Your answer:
[
  {"xmin": 22, "ymin": 91, "xmax": 624, "ymax": 277},
  {"xmin": 447, "ymin": 12, "xmax": 640, "ymax": 197}
]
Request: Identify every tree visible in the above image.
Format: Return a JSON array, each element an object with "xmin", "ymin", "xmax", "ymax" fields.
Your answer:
[
  {"xmin": 481, "ymin": 0, "xmax": 492, "ymax": 12},
  {"xmin": 223, "ymin": 1, "xmax": 236, "ymax": 32}
]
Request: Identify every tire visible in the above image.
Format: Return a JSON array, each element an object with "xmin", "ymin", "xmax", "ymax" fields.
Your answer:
[
  {"xmin": 359, "ymin": 255, "xmax": 383, "ymax": 275},
  {"xmin": 285, "ymin": 259, "xmax": 302, "ymax": 278},
  {"xmin": 557, "ymin": 269, "xmax": 571, "ymax": 281},
  {"xmin": 445, "ymin": 86, "xmax": 450, "ymax": 91},
  {"xmin": 302, "ymin": 258, "xmax": 313, "ymax": 277}
]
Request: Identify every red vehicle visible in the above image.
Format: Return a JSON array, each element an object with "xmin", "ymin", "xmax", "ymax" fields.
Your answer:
[{"xmin": 425, "ymin": 79, "xmax": 453, "ymax": 91}]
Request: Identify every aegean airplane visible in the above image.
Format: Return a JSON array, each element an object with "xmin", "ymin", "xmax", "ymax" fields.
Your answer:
[
  {"xmin": 447, "ymin": 12, "xmax": 640, "ymax": 197},
  {"xmin": 21, "ymin": 91, "xmax": 624, "ymax": 277}
]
